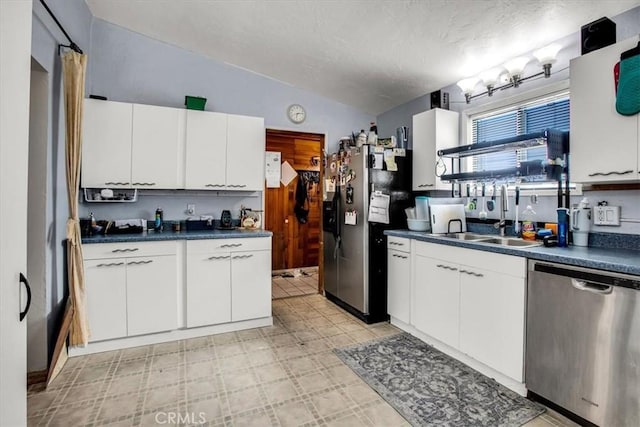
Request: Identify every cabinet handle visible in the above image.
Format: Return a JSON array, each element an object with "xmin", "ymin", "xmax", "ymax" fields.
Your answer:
[
  {"xmin": 132, "ymin": 182, "xmax": 157, "ymax": 186},
  {"xmin": 220, "ymin": 243, "xmax": 242, "ymax": 248},
  {"xmin": 392, "ymin": 254, "xmax": 408, "ymax": 259},
  {"xmin": 588, "ymin": 170, "xmax": 633, "ymax": 177},
  {"xmin": 460, "ymin": 269, "xmax": 483, "ymax": 277},
  {"xmin": 19, "ymin": 273, "xmax": 32, "ymax": 322},
  {"xmin": 207, "ymin": 255, "xmax": 230, "ymax": 260},
  {"xmin": 232, "ymin": 254, "xmax": 253, "ymax": 259},
  {"xmin": 105, "ymin": 182, "xmax": 129, "ymax": 186},
  {"xmin": 436, "ymin": 264, "xmax": 457, "ymax": 271},
  {"xmin": 112, "ymin": 248, "xmax": 139, "ymax": 253},
  {"xmin": 389, "ymin": 242, "xmax": 404, "ymax": 246},
  {"xmin": 96, "ymin": 262, "xmax": 125, "ymax": 267},
  {"xmin": 205, "ymin": 184, "xmax": 224, "ymax": 187},
  {"xmin": 418, "ymin": 183, "xmax": 434, "ymax": 188},
  {"xmin": 128, "ymin": 260, "xmax": 153, "ymax": 265}
]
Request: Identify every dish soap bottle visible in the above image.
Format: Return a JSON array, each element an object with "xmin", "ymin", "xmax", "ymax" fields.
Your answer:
[{"xmin": 521, "ymin": 205, "xmax": 537, "ymax": 241}]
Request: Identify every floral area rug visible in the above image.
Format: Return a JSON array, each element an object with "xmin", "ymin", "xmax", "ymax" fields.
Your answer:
[{"xmin": 334, "ymin": 333, "xmax": 544, "ymax": 426}]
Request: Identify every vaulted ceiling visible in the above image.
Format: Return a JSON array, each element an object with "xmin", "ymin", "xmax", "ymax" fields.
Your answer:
[{"xmin": 86, "ymin": 0, "xmax": 639, "ymax": 115}]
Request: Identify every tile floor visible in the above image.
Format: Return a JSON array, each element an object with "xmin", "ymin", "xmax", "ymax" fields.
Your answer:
[
  {"xmin": 271, "ymin": 268, "xmax": 318, "ymax": 299},
  {"xmin": 27, "ymin": 294, "xmax": 577, "ymax": 427}
]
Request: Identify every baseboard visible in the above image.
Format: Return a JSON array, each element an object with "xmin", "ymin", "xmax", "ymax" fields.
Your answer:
[{"xmin": 27, "ymin": 369, "xmax": 48, "ymax": 386}]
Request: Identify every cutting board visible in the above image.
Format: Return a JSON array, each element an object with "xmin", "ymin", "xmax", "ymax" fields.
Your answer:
[{"xmin": 430, "ymin": 204, "xmax": 467, "ymax": 234}]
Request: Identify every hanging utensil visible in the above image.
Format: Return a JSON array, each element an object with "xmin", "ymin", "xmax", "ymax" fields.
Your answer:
[
  {"xmin": 479, "ymin": 183, "xmax": 487, "ymax": 220},
  {"xmin": 487, "ymin": 183, "xmax": 496, "ymax": 211},
  {"xmin": 514, "ymin": 186, "xmax": 520, "ymax": 235}
]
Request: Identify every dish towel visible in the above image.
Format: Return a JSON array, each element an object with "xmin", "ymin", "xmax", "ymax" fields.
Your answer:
[{"xmin": 616, "ymin": 42, "xmax": 640, "ymax": 116}]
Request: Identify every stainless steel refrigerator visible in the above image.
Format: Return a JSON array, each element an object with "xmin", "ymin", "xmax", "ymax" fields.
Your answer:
[{"xmin": 322, "ymin": 145, "xmax": 412, "ymax": 323}]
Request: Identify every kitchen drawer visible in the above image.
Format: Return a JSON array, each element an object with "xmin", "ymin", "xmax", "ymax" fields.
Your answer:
[
  {"xmin": 387, "ymin": 236, "xmax": 410, "ymax": 253},
  {"xmin": 83, "ymin": 240, "xmax": 177, "ymax": 260},
  {"xmin": 413, "ymin": 241, "xmax": 525, "ymax": 278},
  {"xmin": 187, "ymin": 237, "xmax": 271, "ymax": 254}
]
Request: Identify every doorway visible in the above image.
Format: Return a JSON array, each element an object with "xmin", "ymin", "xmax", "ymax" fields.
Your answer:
[
  {"xmin": 27, "ymin": 58, "xmax": 49, "ymax": 379},
  {"xmin": 265, "ymin": 129, "xmax": 324, "ymax": 299}
]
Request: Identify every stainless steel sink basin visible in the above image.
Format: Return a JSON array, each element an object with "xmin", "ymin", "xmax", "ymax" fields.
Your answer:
[
  {"xmin": 435, "ymin": 233, "xmax": 488, "ymax": 241},
  {"xmin": 476, "ymin": 237, "xmax": 542, "ymax": 247},
  {"xmin": 433, "ymin": 232, "xmax": 542, "ymax": 247}
]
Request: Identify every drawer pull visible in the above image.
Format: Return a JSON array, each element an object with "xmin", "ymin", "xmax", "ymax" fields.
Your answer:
[
  {"xmin": 418, "ymin": 183, "xmax": 434, "ymax": 188},
  {"xmin": 220, "ymin": 243, "xmax": 242, "ymax": 248},
  {"xmin": 232, "ymin": 254, "xmax": 253, "ymax": 259},
  {"xmin": 460, "ymin": 269, "xmax": 483, "ymax": 277},
  {"xmin": 205, "ymin": 184, "xmax": 224, "ymax": 187},
  {"xmin": 128, "ymin": 260, "xmax": 153, "ymax": 266},
  {"xmin": 389, "ymin": 242, "xmax": 405, "ymax": 246},
  {"xmin": 588, "ymin": 170, "xmax": 633, "ymax": 177},
  {"xmin": 392, "ymin": 254, "xmax": 408, "ymax": 259},
  {"xmin": 96, "ymin": 262, "xmax": 125, "ymax": 267},
  {"xmin": 436, "ymin": 264, "xmax": 457, "ymax": 271},
  {"xmin": 112, "ymin": 248, "xmax": 139, "ymax": 253},
  {"xmin": 207, "ymin": 255, "xmax": 230, "ymax": 260}
]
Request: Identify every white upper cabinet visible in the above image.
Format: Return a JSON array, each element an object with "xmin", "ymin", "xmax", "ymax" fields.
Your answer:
[
  {"xmin": 185, "ymin": 110, "xmax": 228, "ymax": 189},
  {"xmin": 226, "ymin": 114, "xmax": 265, "ymax": 191},
  {"xmin": 82, "ymin": 100, "xmax": 265, "ymax": 191},
  {"xmin": 412, "ymin": 108, "xmax": 459, "ymax": 191},
  {"xmin": 82, "ymin": 99, "xmax": 133, "ymax": 188},
  {"xmin": 570, "ymin": 35, "xmax": 640, "ymax": 183},
  {"xmin": 131, "ymin": 103, "xmax": 183, "ymax": 189}
]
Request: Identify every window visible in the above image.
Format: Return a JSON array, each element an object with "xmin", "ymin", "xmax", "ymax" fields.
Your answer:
[{"xmin": 471, "ymin": 95, "xmax": 570, "ymax": 174}]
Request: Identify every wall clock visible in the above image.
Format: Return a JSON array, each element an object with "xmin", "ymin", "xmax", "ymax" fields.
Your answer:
[{"xmin": 287, "ymin": 104, "xmax": 306, "ymax": 124}]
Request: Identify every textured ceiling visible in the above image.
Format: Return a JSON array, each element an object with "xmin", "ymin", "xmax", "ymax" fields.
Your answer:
[{"xmin": 85, "ymin": 0, "xmax": 640, "ymax": 115}]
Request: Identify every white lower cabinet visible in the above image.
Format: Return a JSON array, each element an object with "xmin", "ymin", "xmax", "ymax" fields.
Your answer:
[
  {"xmin": 85, "ymin": 259, "xmax": 128, "ymax": 342},
  {"xmin": 459, "ymin": 266, "xmax": 525, "ymax": 381},
  {"xmin": 387, "ymin": 237, "xmax": 411, "ymax": 324},
  {"xmin": 186, "ymin": 252, "xmax": 232, "ymax": 328},
  {"xmin": 126, "ymin": 255, "xmax": 178, "ymax": 336},
  {"xmin": 409, "ymin": 241, "xmax": 526, "ymax": 383},
  {"xmin": 84, "ymin": 242, "xmax": 178, "ymax": 342},
  {"xmin": 186, "ymin": 237, "xmax": 272, "ymax": 328},
  {"xmin": 412, "ymin": 255, "xmax": 460, "ymax": 349},
  {"xmin": 231, "ymin": 250, "xmax": 271, "ymax": 321}
]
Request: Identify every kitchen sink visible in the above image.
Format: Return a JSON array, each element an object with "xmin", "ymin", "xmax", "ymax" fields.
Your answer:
[
  {"xmin": 476, "ymin": 237, "xmax": 542, "ymax": 247},
  {"xmin": 433, "ymin": 232, "xmax": 542, "ymax": 247},
  {"xmin": 436, "ymin": 233, "xmax": 488, "ymax": 241}
]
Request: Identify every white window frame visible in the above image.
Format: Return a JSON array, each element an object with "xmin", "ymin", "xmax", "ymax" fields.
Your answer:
[{"xmin": 459, "ymin": 79, "xmax": 581, "ymax": 196}]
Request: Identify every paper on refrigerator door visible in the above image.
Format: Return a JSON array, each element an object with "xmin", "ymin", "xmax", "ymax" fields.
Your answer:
[{"xmin": 368, "ymin": 191, "xmax": 390, "ymax": 224}]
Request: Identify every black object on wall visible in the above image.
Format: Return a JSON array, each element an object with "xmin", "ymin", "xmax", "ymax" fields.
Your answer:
[
  {"xmin": 581, "ymin": 17, "xmax": 616, "ymax": 55},
  {"xmin": 430, "ymin": 90, "xmax": 450, "ymax": 110}
]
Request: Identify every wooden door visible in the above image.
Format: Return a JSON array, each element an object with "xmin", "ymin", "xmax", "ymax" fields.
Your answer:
[{"xmin": 265, "ymin": 130, "xmax": 323, "ymax": 273}]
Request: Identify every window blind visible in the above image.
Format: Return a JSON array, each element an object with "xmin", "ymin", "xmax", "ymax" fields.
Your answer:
[{"xmin": 471, "ymin": 97, "xmax": 570, "ymax": 172}]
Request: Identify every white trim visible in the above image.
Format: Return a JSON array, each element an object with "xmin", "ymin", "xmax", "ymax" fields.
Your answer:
[{"xmin": 68, "ymin": 316, "xmax": 273, "ymax": 356}]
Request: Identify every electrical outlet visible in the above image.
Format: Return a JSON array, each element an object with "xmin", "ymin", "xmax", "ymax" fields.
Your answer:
[
  {"xmin": 187, "ymin": 204, "xmax": 196, "ymax": 215},
  {"xmin": 593, "ymin": 206, "xmax": 620, "ymax": 226}
]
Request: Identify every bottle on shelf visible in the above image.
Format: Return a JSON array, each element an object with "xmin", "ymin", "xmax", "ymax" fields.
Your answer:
[
  {"xmin": 367, "ymin": 122, "xmax": 378, "ymax": 145},
  {"xmin": 356, "ymin": 129, "xmax": 367, "ymax": 147}
]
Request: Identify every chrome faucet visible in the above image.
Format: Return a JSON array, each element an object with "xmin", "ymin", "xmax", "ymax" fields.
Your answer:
[{"xmin": 495, "ymin": 184, "xmax": 509, "ymax": 236}]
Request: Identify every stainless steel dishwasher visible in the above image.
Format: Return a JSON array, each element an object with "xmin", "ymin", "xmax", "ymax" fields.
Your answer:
[{"xmin": 526, "ymin": 260, "xmax": 640, "ymax": 427}]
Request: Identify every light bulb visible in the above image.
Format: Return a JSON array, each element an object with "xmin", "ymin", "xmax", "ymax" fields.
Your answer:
[
  {"xmin": 479, "ymin": 68, "xmax": 501, "ymax": 88},
  {"xmin": 503, "ymin": 57, "xmax": 530, "ymax": 76},
  {"xmin": 533, "ymin": 43, "xmax": 562, "ymax": 65},
  {"xmin": 456, "ymin": 77, "xmax": 480, "ymax": 94}
]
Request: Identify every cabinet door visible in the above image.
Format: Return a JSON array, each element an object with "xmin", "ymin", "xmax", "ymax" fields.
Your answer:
[
  {"xmin": 84, "ymin": 259, "xmax": 128, "ymax": 342},
  {"xmin": 231, "ymin": 250, "xmax": 271, "ymax": 321},
  {"xmin": 131, "ymin": 104, "xmax": 182, "ymax": 189},
  {"xmin": 412, "ymin": 110, "xmax": 436, "ymax": 191},
  {"xmin": 387, "ymin": 249, "xmax": 411, "ymax": 324},
  {"xmin": 126, "ymin": 255, "xmax": 178, "ymax": 336},
  {"xmin": 412, "ymin": 256, "xmax": 460, "ymax": 348},
  {"xmin": 226, "ymin": 115, "xmax": 265, "ymax": 191},
  {"xmin": 186, "ymin": 251, "xmax": 232, "ymax": 327},
  {"xmin": 185, "ymin": 110, "xmax": 227, "ymax": 189},
  {"xmin": 82, "ymin": 99, "xmax": 132, "ymax": 188},
  {"xmin": 412, "ymin": 109, "xmax": 459, "ymax": 191},
  {"xmin": 459, "ymin": 267, "xmax": 525, "ymax": 381},
  {"xmin": 570, "ymin": 35, "xmax": 640, "ymax": 183}
]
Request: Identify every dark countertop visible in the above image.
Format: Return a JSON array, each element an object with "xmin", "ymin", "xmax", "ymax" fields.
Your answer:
[
  {"xmin": 82, "ymin": 228, "xmax": 273, "ymax": 244},
  {"xmin": 385, "ymin": 230, "xmax": 640, "ymax": 276}
]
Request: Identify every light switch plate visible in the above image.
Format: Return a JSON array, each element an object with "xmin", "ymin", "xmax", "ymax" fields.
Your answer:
[{"xmin": 593, "ymin": 206, "xmax": 621, "ymax": 226}]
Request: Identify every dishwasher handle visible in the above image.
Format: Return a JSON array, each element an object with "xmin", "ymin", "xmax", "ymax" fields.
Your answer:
[{"xmin": 571, "ymin": 279, "xmax": 613, "ymax": 295}]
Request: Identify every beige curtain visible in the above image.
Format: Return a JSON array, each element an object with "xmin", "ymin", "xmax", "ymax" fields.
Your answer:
[{"xmin": 62, "ymin": 51, "xmax": 89, "ymax": 346}]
